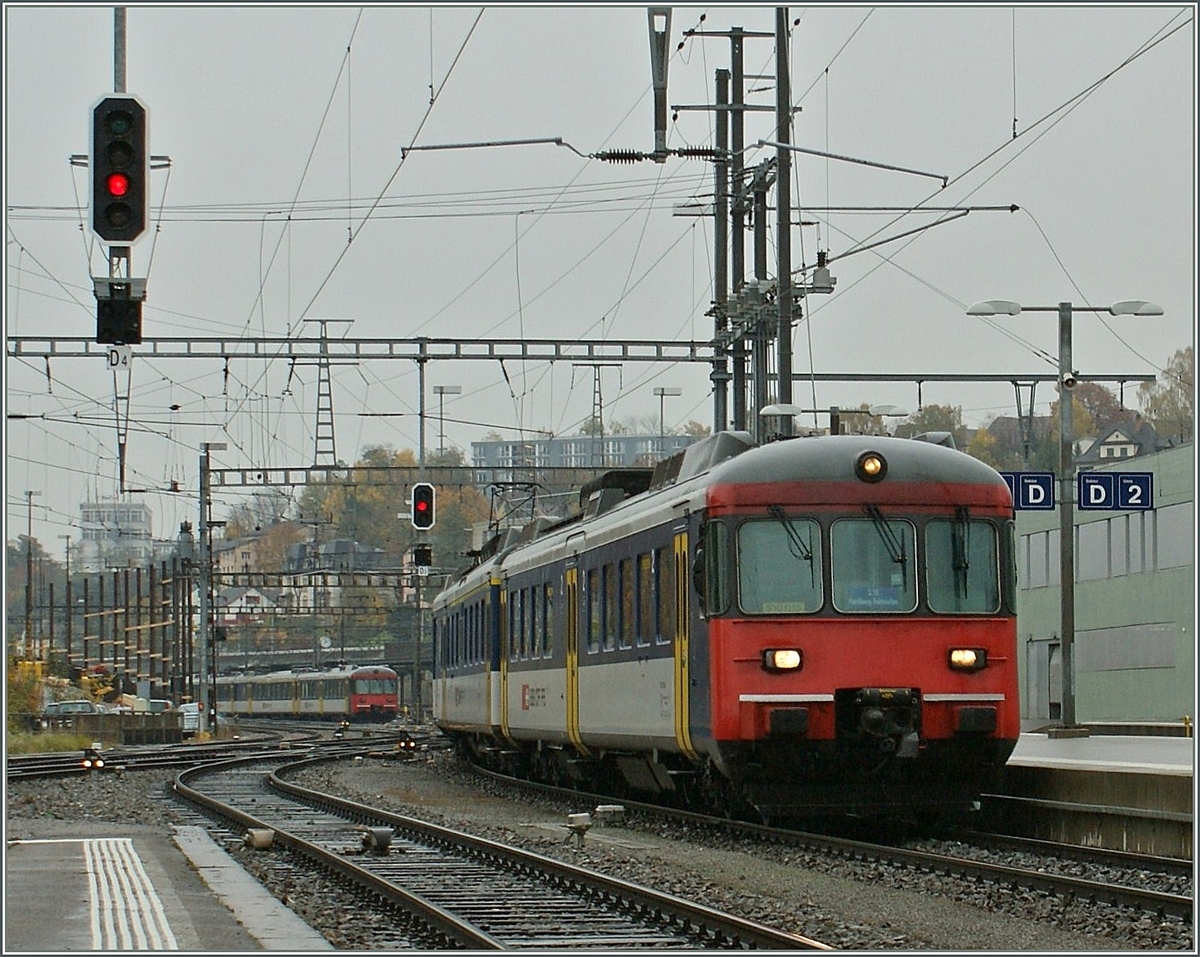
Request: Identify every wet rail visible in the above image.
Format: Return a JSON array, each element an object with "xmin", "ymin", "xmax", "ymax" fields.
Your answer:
[
  {"xmin": 467, "ymin": 763, "xmax": 1193, "ymax": 922},
  {"xmin": 174, "ymin": 753, "xmax": 831, "ymax": 950}
]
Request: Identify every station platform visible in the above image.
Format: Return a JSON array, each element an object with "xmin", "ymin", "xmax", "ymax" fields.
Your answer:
[
  {"xmin": 985, "ymin": 727, "xmax": 1194, "ymax": 859},
  {"xmin": 1010, "ymin": 726, "xmax": 1195, "ymax": 775},
  {"xmin": 4, "ymin": 821, "xmax": 331, "ymax": 952}
]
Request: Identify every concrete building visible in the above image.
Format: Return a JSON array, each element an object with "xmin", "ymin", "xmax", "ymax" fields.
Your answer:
[
  {"xmin": 472, "ymin": 432, "xmax": 697, "ymax": 470},
  {"xmin": 74, "ymin": 499, "xmax": 155, "ymax": 573}
]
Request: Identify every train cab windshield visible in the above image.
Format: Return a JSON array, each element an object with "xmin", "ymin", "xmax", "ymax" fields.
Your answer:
[
  {"xmin": 722, "ymin": 511, "xmax": 1004, "ymax": 617},
  {"xmin": 738, "ymin": 516, "xmax": 823, "ymax": 614},
  {"xmin": 353, "ymin": 676, "xmax": 395, "ymax": 695}
]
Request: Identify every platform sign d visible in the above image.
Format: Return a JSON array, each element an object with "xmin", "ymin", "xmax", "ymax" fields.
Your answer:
[{"xmin": 999, "ymin": 471, "xmax": 1055, "ymax": 511}]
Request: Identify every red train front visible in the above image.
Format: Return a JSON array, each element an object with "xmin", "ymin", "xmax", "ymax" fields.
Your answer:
[
  {"xmin": 692, "ymin": 435, "xmax": 1020, "ymax": 820},
  {"xmin": 347, "ymin": 665, "xmax": 399, "ymax": 721}
]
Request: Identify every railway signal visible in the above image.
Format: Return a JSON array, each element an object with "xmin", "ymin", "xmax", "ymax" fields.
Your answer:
[
  {"xmin": 95, "ymin": 287, "xmax": 142, "ymax": 344},
  {"xmin": 411, "ymin": 483, "xmax": 435, "ymax": 529},
  {"xmin": 91, "ymin": 95, "xmax": 148, "ymax": 243}
]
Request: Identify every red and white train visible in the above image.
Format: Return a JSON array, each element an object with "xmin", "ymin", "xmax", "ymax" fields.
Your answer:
[
  {"xmin": 216, "ymin": 664, "xmax": 399, "ymax": 722},
  {"xmin": 432, "ymin": 430, "xmax": 1019, "ymax": 821}
]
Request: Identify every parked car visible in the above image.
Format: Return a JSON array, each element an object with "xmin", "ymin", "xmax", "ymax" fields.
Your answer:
[
  {"xmin": 41, "ymin": 699, "xmax": 100, "ymax": 730},
  {"xmin": 43, "ymin": 700, "xmax": 101, "ymax": 716}
]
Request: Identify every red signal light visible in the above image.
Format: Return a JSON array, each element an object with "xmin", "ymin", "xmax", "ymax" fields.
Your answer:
[
  {"xmin": 411, "ymin": 483, "xmax": 435, "ymax": 529},
  {"xmin": 106, "ymin": 172, "xmax": 130, "ymax": 197}
]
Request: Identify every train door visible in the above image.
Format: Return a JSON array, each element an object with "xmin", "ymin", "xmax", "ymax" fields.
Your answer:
[
  {"xmin": 498, "ymin": 583, "xmax": 512, "ymax": 742},
  {"xmin": 672, "ymin": 529, "xmax": 698, "ymax": 760},
  {"xmin": 564, "ymin": 564, "xmax": 587, "ymax": 754}
]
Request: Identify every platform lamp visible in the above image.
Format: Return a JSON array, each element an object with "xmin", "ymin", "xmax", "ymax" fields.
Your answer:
[
  {"xmin": 432, "ymin": 385, "xmax": 462, "ymax": 455},
  {"xmin": 966, "ymin": 299, "xmax": 1162, "ymax": 736}
]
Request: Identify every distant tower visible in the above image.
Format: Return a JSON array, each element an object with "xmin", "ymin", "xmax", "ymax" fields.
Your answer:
[{"xmin": 302, "ymin": 318, "xmax": 352, "ymax": 467}]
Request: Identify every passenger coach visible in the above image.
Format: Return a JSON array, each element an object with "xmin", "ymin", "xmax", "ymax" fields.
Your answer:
[
  {"xmin": 217, "ymin": 664, "xmax": 399, "ymax": 721},
  {"xmin": 432, "ymin": 431, "xmax": 1019, "ymax": 821}
]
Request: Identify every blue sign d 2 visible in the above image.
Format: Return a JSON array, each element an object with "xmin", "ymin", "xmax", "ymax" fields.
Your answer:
[
  {"xmin": 1077, "ymin": 472, "xmax": 1154, "ymax": 511},
  {"xmin": 999, "ymin": 471, "xmax": 1055, "ymax": 510}
]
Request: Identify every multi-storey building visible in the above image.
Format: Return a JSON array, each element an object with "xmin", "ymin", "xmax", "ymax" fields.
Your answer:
[{"xmin": 74, "ymin": 499, "xmax": 156, "ymax": 573}]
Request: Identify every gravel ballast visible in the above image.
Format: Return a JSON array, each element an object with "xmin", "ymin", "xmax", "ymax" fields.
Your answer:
[{"xmin": 6, "ymin": 750, "xmax": 1191, "ymax": 951}]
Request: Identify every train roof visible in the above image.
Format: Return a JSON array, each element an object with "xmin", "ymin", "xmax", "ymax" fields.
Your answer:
[
  {"xmin": 217, "ymin": 663, "xmax": 398, "ymax": 682},
  {"xmin": 435, "ymin": 431, "xmax": 1009, "ymax": 602},
  {"xmin": 707, "ymin": 432, "xmax": 1009, "ymax": 488}
]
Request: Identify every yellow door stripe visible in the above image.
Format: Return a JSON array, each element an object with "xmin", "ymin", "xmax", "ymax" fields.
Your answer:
[
  {"xmin": 565, "ymin": 567, "xmax": 588, "ymax": 754},
  {"xmin": 674, "ymin": 531, "xmax": 697, "ymax": 759}
]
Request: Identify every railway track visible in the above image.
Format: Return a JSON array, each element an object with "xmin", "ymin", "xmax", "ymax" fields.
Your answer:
[
  {"xmin": 4, "ymin": 734, "xmax": 294, "ymax": 780},
  {"xmin": 463, "ymin": 762, "xmax": 1193, "ymax": 922},
  {"xmin": 172, "ymin": 752, "xmax": 832, "ymax": 949}
]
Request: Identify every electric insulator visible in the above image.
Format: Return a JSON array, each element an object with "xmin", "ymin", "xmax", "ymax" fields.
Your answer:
[{"xmin": 597, "ymin": 150, "xmax": 644, "ymax": 164}]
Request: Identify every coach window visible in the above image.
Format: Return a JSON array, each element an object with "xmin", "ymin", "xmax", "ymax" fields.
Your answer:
[
  {"xmin": 587, "ymin": 568, "xmax": 601, "ymax": 653},
  {"xmin": 925, "ymin": 515, "xmax": 1001, "ymax": 613},
  {"xmin": 543, "ymin": 583, "xmax": 555, "ymax": 657},
  {"xmin": 738, "ymin": 516, "xmax": 822, "ymax": 614},
  {"xmin": 618, "ymin": 557, "xmax": 635, "ymax": 648},
  {"xmin": 831, "ymin": 514, "xmax": 917, "ymax": 613},
  {"xmin": 657, "ymin": 546, "xmax": 675, "ymax": 643},
  {"xmin": 519, "ymin": 588, "xmax": 529, "ymax": 659},
  {"xmin": 603, "ymin": 563, "xmax": 618, "ymax": 651},
  {"xmin": 511, "ymin": 592, "xmax": 520, "ymax": 661},
  {"xmin": 636, "ymin": 553, "xmax": 653, "ymax": 646}
]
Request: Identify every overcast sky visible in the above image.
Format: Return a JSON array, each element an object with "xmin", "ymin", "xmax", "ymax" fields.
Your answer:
[{"xmin": 5, "ymin": 3, "xmax": 1196, "ymax": 554}]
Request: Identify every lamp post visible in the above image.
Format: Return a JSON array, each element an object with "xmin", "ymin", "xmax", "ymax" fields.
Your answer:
[
  {"xmin": 966, "ymin": 299, "xmax": 1162, "ymax": 734},
  {"xmin": 59, "ymin": 534, "xmax": 72, "ymax": 668},
  {"xmin": 23, "ymin": 490, "xmax": 42, "ymax": 658},
  {"xmin": 432, "ymin": 385, "xmax": 462, "ymax": 455},
  {"xmin": 653, "ymin": 386, "xmax": 682, "ymax": 457},
  {"xmin": 197, "ymin": 441, "xmax": 227, "ymax": 734}
]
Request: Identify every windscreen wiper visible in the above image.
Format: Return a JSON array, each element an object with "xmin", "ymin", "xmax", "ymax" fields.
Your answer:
[
  {"xmin": 865, "ymin": 504, "xmax": 908, "ymax": 587},
  {"xmin": 768, "ymin": 505, "xmax": 816, "ymax": 587}
]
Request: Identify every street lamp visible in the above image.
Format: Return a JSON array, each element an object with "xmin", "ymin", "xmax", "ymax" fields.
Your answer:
[
  {"xmin": 966, "ymin": 299, "xmax": 1162, "ymax": 735},
  {"xmin": 432, "ymin": 385, "xmax": 462, "ymax": 455},
  {"xmin": 59, "ymin": 534, "xmax": 72, "ymax": 668},
  {"xmin": 23, "ymin": 490, "xmax": 42, "ymax": 658},
  {"xmin": 198, "ymin": 441, "xmax": 227, "ymax": 734},
  {"xmin": 653, "ymin": 386, "xmax": 682, "ymax": 456}
]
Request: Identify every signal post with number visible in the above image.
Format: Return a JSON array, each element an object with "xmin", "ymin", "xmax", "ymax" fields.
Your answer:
[{"xmin": 90, "ymin": 93, "xmax": 149, "ymax": 345}]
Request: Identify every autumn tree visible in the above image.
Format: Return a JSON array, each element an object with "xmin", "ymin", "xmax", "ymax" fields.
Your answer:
[
  {"xmin": 1139, "ymin": 346, "xmax": 1193, "ymax": 444},
  {"xmin": 893, "ymin": 404, "xmax": 969, "ymax": 450},
  {"xmin": 295, "ymin": 444, "xmax": 489, "ymax": 571},
  {"xmin": 1073, "ymin": 381, "xmax": 1136, "ymax": 431}
]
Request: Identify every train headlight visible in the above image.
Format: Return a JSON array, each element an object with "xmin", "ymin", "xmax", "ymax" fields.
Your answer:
[
  {"xmin": 948, "ymin": 647, "xmax": 987, "ymax": 672},
  {"xmin": 762, "ymin": 648, "xmax": 803, "ymax": 673},
  {"xmin": 854, "ymin": 450, "xmax": 887, "ymax": 483}
]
